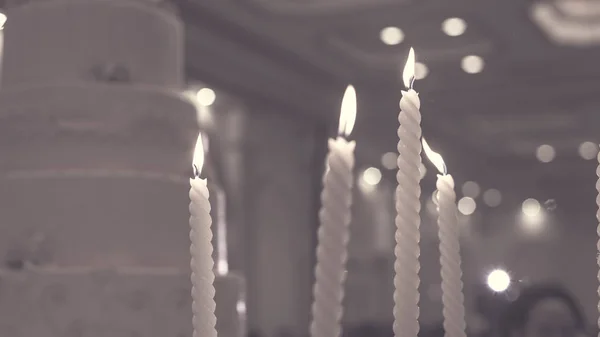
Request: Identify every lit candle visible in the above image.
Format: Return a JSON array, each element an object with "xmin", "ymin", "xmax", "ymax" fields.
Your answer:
[
  {"xmin": 189, "ymin": 134, "xmax": 218, "ymax": 337},
  {"xmin": 423, "ymin": 138, "xmax": 467, "ymax": 337},
  {"xmin": 310, "ymin": 85, "xmax": 357, "ymax": 337},
  {"xmin": 393, "ymin": 47, "xmax": 422, "ymax": 337}
]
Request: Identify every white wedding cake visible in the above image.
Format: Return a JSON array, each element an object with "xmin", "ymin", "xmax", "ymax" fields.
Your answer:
[{"xmin": 0, "ymin": 1, "xmax": 240, "ymax": 336}]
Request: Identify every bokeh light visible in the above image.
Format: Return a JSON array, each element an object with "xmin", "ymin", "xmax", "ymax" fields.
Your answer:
[
  {"xmin": 521, "ymin": 198, "xmax": 545, "ymax": 234},
  {"xmin": 462, "ymin": 181, "xmax": 481, "ymax": 198},
  {"xmin": 522, "ymin": 198, "xmax": 541, "ymax": 217},
  {"xmin": 380, "ymin": 27, "xmax": 404, "ymax": 45},
  {"xmin": 381, "ymin": 152, "xmax": 397, "ymax": 170},
  {"xmin": 486, "ymin": 269, "xmax": 510, "ymax": 292},
  {"xmin": 362, "ymin": 167, "xmax": 382, "ymax": 186},
  {"xmin": 536, "ymin": 144, "xmax": 555, "ymax": 163},
  {"xmin": 458, "ymin": 197, "xmax": 476, "ymax": 215},
  {"xmin": 483, "ymin": 189, "xmax": 502, "ymax": 207},
  {"xmin": 461, "ymin": 55, "xmax": 484, "ymax": 74},
  {"xmin": 196, "ymin": 88, "xmax": 216, "ymax": 107},
  {"xmin": 578, "ymin": 141, "xmax": 598, "ymax": 160},
  {"xmin": 415, "ymin": 62, "xmax": 429, "ymax": 80},
  {"xmin": 442, "ymin": 17, "xmax": 467, "ymax": 37}
]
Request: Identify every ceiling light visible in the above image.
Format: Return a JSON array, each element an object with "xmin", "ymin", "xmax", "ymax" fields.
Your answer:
[
  {"xmin": 536, "ymin": 144, "xmax": 555, "ymax": 163},
  {"xmin": 380, "ymin": 26, "xmax": 404, "ymax": 46},
  {"xmin": 461, "ymin": 55, "xmax": 484, "ymax": 74},
  {"xmin": 442, "ymin": 17, "xmax": 467, "ymax": 37},
  {"xmin": 196, "ymin": 88, "xmax": 216, "ymax": 107}
]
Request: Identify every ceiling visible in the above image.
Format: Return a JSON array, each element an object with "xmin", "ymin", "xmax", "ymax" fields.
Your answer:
[{"xmin": 178, "ymin": 0, "xmax": 600, "ymax": 209}]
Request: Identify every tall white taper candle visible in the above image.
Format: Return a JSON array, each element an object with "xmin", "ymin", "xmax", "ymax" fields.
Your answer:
[
  {"xmin": 189, "ymin": 134, "xmax": 218, "ymax": 337},
  {"xmin": 423, "ymin": 139, "xmax": 467, "ymax": 337},
  {"xmin": 394, "ymin": 47, "xmax": 422, "ymax": 337},
  {"xmin": 596, "ymin": 151, "xmax": 600, "ymax": 337},
  {"xmin": 310, "ymin": 85, "xmax": 357, "ymax": 337}
]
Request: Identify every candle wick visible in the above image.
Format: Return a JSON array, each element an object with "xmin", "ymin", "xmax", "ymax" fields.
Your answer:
[
  {"xmin": 193, "ymin": 164, "xmax": 200, "ymax": 178},
  {"xmin": 409, "ymin": 76, "xmax": 415, "ymax": 90}
]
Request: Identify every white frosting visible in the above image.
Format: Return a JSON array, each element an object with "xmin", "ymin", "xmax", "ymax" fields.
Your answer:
[
  {"xmin": 0, "ymin": 268, "xmax": 244, "ymax": 337},
  {"xmin": 2, "ymin": 0, "xmax": 183, "ymax": 88}
]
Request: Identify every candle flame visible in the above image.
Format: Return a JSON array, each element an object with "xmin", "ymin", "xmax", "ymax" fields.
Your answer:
[
  {"xmin": 422, "ymin": 138, "xmax": 447, "ymax": 175},
  {"xmin": 403, "ymin": 48, "xmax": 416, "ymax": 89},
  {"xmin": 192, "ymin": 133, "xmax": 205, "ymax": 177},
  {"xmin": 338, "ymin": 85, "xmax": 357, "ymax": 137}
]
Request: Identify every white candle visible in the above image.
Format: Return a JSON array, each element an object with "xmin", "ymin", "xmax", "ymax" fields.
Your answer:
[
  {"xmin": 423, "ymin": 139, "xmax": 467, "ymax": 337},
  {"xmin": 393, "ymin": 47, "xmax": 423, "ymax": 337},
  {"xmin": 596, "ymin": 151, "xmax": 600, "ymax": 336},
  {"xmin": 310, "ymin": 85, "xmax": 357, "ymax": 337},
  {"xmin": 189, "ymin": 134, "xmax": 218, "ymax": 337}
]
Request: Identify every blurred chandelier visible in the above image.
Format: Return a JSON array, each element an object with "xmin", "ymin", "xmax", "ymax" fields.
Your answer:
[{"xmin": 531, "ymin": 0, "xmax": 600, "ymax": 46}]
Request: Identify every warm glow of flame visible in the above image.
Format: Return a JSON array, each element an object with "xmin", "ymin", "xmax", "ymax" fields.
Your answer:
[
  {"xmin": 403, "ymin": 48, "xmax": 416, "ymax": 89},
  {"xmin": 0, "ymin": 13, "xmax": 6, "ymax": 30},
  {"xmin": 422, "ymin": 138, "xmax": 447, "ymax": 175},
  {"xmin": 193, "ymin": 133, "xmax": 205, "ymax": 176},
  {"xmin": 217, "ymin": 260, "xmax": 229, "ymax": 275},
  {"xmin": 338, "ymin": 85, "xmax": 357, "ymax": 137}
]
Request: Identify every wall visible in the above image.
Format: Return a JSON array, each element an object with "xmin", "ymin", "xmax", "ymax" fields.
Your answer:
[{"xmin": 240, "ymin": 102, "xmax": 327, "ymax": 337}]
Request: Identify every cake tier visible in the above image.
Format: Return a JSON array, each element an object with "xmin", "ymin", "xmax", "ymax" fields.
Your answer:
[
  {"xmin": 2, "ymin": 0, "xmax": 184, "ymax": 88},
  {"xmin": 0, "ymin": 83, "xmax": 198, "ymax": 162},
  {"xmin": 0, "ymin": 268, "xmax": 246, "ymax": 337},
  {"xmin": 0, "ymin": 83, "xmax": 198, "ymax": 268}
]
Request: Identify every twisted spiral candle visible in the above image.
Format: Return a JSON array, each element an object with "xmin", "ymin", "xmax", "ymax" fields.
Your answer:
[
  {"xmin": 394, "ymin": 48, "xmax": 422, "ymax": 337},
  {"xmin": 310, "ymin": 85, "xmax": 357, "ymax": 337},
  {"xmin": 189, "ymin": 135, "xmax": 218, "ymax": 337},
  {"xmin": 423, "ymin": 139, "xmax": 467, "ymax": 337},
  {"xmin": 596, "ymin": 152, "xmax": 600, "ymax": 336},
  {"xmin": 436, "ymin": 175, "xmax": 467, "ymax": 337}
]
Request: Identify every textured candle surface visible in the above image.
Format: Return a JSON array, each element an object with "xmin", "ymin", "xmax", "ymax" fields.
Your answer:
[
  {"xmin": 310, "ymin": 137, "xmax": 356, "ymax": 337},
  {"xmin": 596, "ymin": 152, "xmax": 600, "ymax": 335},
  {"xmin": 436, "ymin": 174, "xmax": 467, "ymax": 337},
  {"xmin": 394, "ymin": 88, "xmax": 422, "ymax": 337},
  {"xmin": 189, "ymin": 178, "xmax": 217, "ymax": 337}
]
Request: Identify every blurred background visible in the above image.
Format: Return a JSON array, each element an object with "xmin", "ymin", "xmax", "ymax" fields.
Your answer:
[{"xmin": 0, "ymin": 0, "xmax": 600, "ymax": 337}]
